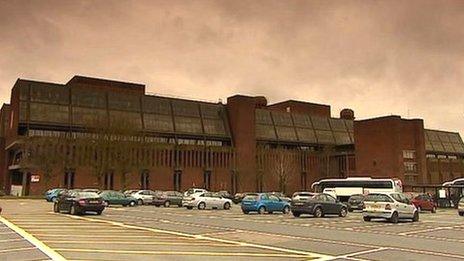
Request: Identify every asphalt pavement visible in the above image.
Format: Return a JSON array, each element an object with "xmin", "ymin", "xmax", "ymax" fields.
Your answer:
[{"xmin": 1, "ymin": 199, "xmax": 464, "ymax": 261}]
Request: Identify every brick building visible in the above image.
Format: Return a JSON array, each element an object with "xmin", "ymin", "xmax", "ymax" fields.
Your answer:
[{"xmin": 0, "ymin": 76, "xmax": 462, "ymax": 196}]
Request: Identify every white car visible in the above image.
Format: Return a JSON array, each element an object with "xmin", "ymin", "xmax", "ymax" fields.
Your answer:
[
  {"xmin": 363, "ymin": 192, "xmax": 419, "ymax": 223},
  {"xmin": 182, "ymin": 192, "xmax": 232, "ymax": 210},
  {"xmin": 184, "ymin": 188, "xmax": 208, "ymax": 197},
  {"xmin": 131, "ymin": 190, "xmax": 157, "ymax": 205}
]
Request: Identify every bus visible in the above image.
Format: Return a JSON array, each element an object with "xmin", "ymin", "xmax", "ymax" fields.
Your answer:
[
  {"xmin": 311, "ymin": 177, "xmax": 403, "ymax": 201},
  {"xmin": 442, "ymin": 178, "xmax": 464, "ymax": 206}
]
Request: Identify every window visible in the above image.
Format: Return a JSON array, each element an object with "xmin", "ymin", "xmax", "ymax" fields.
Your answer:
[
  {"xmin": 104, "ymin": 172, "xmax": 114, "ymax": 190},
  {"xmin": 173, "ymin": 170, "xmax": 182, "ymax": 191},
  {"xmin": 300, "ymin": 172, "xmax": 307, "ymax": 190},
  {"xmin": 404, "ymin": 162, "xmax": 417, "ymax": 173},
  {"xmin": 269, "ymin": 195, "xmax": 280, "ymax": 201},
  {"xmin": 203, "ymin": 170, "xmax": 211, "ymax": 190},
  {"xmin": 64, "ymin": 171, "xmax": 75, "ymax": 189},
  {"xmin": 140, "ymin": 171, "xmax": 149, "ymax": 190},
  {"xmin": 260, "ymin": 194, "xmax": 269, "ymax": 200},
  {"xmin": 403, "ymin": 150, "xmax": 416, "ymax": 159},
  {"xmin": 324, "ymin": 194, "xmax": 336, "ymax": 202},
  {"xmin": 364, "ymin": 194, "xmax": 393, "ymax": 203}
]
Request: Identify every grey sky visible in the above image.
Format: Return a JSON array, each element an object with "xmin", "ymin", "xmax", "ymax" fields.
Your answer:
[{"xmin": 0, "ymin": 0, "xmax": 463, "ymax": 133}]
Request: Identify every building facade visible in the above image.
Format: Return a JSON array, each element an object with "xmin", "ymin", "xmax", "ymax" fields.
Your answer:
[{"xmin": 0, "ymin": 76, "xmax": 462, "ymax": 196}]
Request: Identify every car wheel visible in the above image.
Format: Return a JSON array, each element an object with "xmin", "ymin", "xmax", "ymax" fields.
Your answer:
[
  {"xmin": 70, "ymin": 205, "xmax": 78, "ymax": 215},
  {"xmin": 187, "ymin": 206, "xmax": 193, "ymax": 210},
  {"xmin": 96, "ymin": 210, "xmax": 103, "ymax": 215},
  {"xmin": 292, "ymin": 212, "xmax": 301, "ymax": 217},
  {"xmin": 431, "ymin": 207, "xmax": 436, "ymax": 213},
  {"xmin": 339, "ymin": 207, "xmax": 348, "ymax": 217},
  {"xmin": 417, "ymin": 206, "xmax": 421, "ymax": 212},
  {"xmin": 282, "ymin": 206, "xmax": 290, "ymax": 214},
  {"xmin": 104, "ymin": 200, "xmax": 110, "ymax": 206},
  {"xmin": 129, "ymin": 201, "xmax": 136, "ymax": 207},
  {"xmin": 242, "ymin": 209, "xmax": 249, "ymax": 214},
  {"xmin": 164, "ymin": 201, "xmax": 170, "ymax": 208},
  {"xmin": 155, "ymin": 204, "xmax": 160, "ymax": 207},
  {"xmin": 223, "ymin": 202, "xmax": 231, "ymax": 210},
  {"xmin": 412, "ymin": 211, "xmax": 419, "ymax": 222},
  {"xmin": 137, "ymin": 199, "xmax": 143, "ymax": 205},
  {"xmin": 198, "ymin": 202, "xmax": 206, "ymax": 210},
  {"xmin": 178, "ymin": 204, "xmax": 182, "ymax": 207},
  {"xmin": 258, "ymin": 206, "xmax": 266, "ymax": 214},
  {"xmin": 390, "ymin": 211, "xmax": 399, "ymax": 223},
  {"xmin": 363, "ymin": 216, "xmax": 371, "ymax": 222},
  {"xmin": 313, "ymin": 207, "xmax": 323, "ymax": 218},
  {"xmin": 459, "ymin": 212, "xmax": 464, "ymax": 216},
  {"xmin": 51, "ymin": 196, "xmax": 57, "ymax": 202},
  {"xmin": 348, "ymin": 208, "xmax": 353, "ymax": 212},
  {"xmin": 53, "ymin": 203, "xmax": 59, "ymax": 213}
]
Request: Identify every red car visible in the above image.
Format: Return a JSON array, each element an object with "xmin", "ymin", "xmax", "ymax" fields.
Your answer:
[{"xmin": 411, "ymin": 194, "xmax": 437, "ymax": 213}]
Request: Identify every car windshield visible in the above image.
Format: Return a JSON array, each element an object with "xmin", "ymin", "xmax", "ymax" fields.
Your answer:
[
  {"xmin": 364, "ymin": 194, "xmax": 392, "ymax": 202},
  {"xmin": 76, "ymin": 192, "xmax": 99, "ymax": 198}
]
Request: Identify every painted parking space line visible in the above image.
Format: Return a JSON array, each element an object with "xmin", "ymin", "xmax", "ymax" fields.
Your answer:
[
  {"xmin": 0, "ymin": 247, "xmax": 38, "ymax": 253},
  {"xmin": 42, "ymin": 240, "xmax": 238, "ymax": 247},
  {"xmin": 0, "ymin": 216, "xmax": 67, "ymax": 261},
  {"xmin": 69, "ymin": 214, "xmax": 332, "ymax": 260}
]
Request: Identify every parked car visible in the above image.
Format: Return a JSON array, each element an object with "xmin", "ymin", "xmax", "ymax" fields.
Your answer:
[
  {"xmin": 182, "ymin": 192, "xmax": 232, "ymax": 210},
  {"xmin": 458, "ymin": 197, "xmax": 464, "ymax": 216},
  {"xmin": 241, "ymin": 193, "xmax": 290, "ymax": 214},
  {"xmin": 131, "ymin": 190, "xmax": 157, "ymax": 205},
  {"xmin": 269, "ymin": 192, "xmax": 291, "ymax": 202},
  {"xmin": 347, "ymin": 194, "xmax": 365, "ymax": 212},
  {"xmin": 53, "ymin": 191, "xmax": 105, "ymax": 215},
  {"xmin": 411, "ymin": 194, "xmax": 437, "ymax": 213},
  {"xmin": 291, "ymin": 193, "xmax": 348, "ymax": 218},
  {"xmin": 291, "ymin": 191, "xmax": 315, "ymax": 202},
  {"xmin": 99, "ymin": 190, "xmax": 137, "ymax": 207},
  {"xmin": 184, "ymin": 188, "xmax": 208, "ymax": 197},
  {"xmin": 45, "ymin": 188, "xmax": 66, "ymax": 202},
  {"xmin": 123, "ymin": 190, "xmax": 139, "ymax": 196},
  {"xmin": 82, "ymin": 188, "xmax": 100, "ymax": 193},
  {"xmin": 153, "ymin": 191, "xmax": 183, "ymax": 207},
  {"xmin": 232, "ymin": 192, "xmax": 252, "ymax": 204},
  {"xmin": 363, "ymin": 192, "xmax": 419, "ymax": 223},
  {"xmin": 217, "ymin": 191, "xmax": 234, "ymax": 200}
]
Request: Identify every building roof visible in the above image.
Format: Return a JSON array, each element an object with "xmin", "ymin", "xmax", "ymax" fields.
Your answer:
[{"xmin": 425, "ymin": 129, "xmax": 464, "ymax": 154}]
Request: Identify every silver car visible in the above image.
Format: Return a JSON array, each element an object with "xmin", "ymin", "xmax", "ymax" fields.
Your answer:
[
  {"xmin": 182, "ymin": 192, "xmax": 232, "ymax": 210},
  {"xmin": 131, "ymin": 190, "xmax": 156, "ymax": 205},
  {"xmin": 363, "ymin": 192, "xmax": 419, "ymax": 223}
]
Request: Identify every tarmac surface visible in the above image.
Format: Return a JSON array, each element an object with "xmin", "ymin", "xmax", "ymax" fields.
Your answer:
[{"xmin": 0, "ymin": 199, "xmax": 464, "ymax": 260}]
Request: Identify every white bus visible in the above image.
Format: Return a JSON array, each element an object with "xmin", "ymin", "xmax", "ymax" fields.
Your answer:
[
  {"xmin": 311, "ymin": 177, "xmax": 403, "ymax": 201},
  {"xmin": 443, "ymin": 178, "xmax": 464, "ymax": 187}
]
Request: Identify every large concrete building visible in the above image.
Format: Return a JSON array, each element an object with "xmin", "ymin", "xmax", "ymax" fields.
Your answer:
[{"xmin": 1, "ymin": 76, "xmax": 463, "ymax": 196}]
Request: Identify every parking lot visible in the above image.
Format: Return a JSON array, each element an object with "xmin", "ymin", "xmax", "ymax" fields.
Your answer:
[{"xmin": 1, "ymin": 199, "xmax": 464, "ymax": 260}]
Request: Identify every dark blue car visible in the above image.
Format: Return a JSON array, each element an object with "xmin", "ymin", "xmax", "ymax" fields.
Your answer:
[{"xmin": 241, "ymin": 193, "xmax": 291, "ymax": 214}]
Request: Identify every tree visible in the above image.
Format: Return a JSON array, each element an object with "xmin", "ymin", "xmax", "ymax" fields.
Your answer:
[{"xmin": 259, "ymin": 146, "xmax": 299, "ymax": 194}]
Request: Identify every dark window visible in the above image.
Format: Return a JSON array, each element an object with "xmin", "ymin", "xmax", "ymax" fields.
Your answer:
[
  {"xmin": 364, "ymin": 194, "xmax": 393, "ymax": 203},
  {"xmin": 173, "ymin": 170, "xmax": 182, "ymax": 191},
  {"xmin": 203, "ymin": 170, "xmax": 211, "ymax": 190},
  {"xmin": 230, "ymin": 171, "xmax": 238, "ymax": 195},
  {"xmin": 104, "ymin": 172, "xmax": 114, "ymax": 190},
  {"xmin": 140, "ymin": 171, "xmax": 149, "ymax": 190},
  {"xmin": 301, "ymin": 172, "xmax": 307, "ymax": 190},
  {"xmin": 64, "ymin": 171, "xmax": 75, "ymax": 189}
]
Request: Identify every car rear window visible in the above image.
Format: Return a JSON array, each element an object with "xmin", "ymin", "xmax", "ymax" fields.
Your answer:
[
  {"xmin": 76, "ymin": 192, "xmax": 100, "ymax": 198},
  {"xmin": 243, "ymin": 195, "xmax": 259, "ymax": 201},
  {"xmin": 293, "ymin": 192, "xmax": 314, "ymax": 197},
  {"xmin": 364, "ymin": 194, "xmax": 393, "ymax": 203},
  {"xmin": 349, "ymin": 195, "xmax": 364, "ymax": 200}
]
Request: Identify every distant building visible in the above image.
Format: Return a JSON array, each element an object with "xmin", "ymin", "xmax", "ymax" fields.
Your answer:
[{"xmin": 0, "ymin": 75, "xmax": 462, "ymax": 195}]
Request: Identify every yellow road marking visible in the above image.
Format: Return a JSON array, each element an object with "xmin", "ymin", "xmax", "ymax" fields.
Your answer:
[
  {"xmin": 0, "ymin": 247, "xmax": 37, "ymax": 253},
  {"xmin": 54, "ymin": 248, "xmax": 311, "ymax": 258},
  {"xmin": 0, "ymin": 216, "xmax": 67, "ymax": 261},
  {"xmin": 33, "ymin": 234, "xmax": 198, "ymax": 239},
  {"xmin": 69, "ymin": 215, "xmax": 331, "ymax": 259}
]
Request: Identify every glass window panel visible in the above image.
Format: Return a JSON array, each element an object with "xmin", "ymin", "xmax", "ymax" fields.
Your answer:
[
  {"xmin": 172, "ymin": 100, "xmax": 200, "ymax": 117},
  {"xmin": 72, "ymin": 88, "xmax": 106, "ymax": 108},
  {"xmin": 454, "ymin": 144, "xmax": 464, "ymax": 153},
  {"xmin": 443, "ymin": 143, "xmax": 455, "ymax": 153},
  {"xmin": 142, "ymin": 96, "xmax": 171, "ymax": 114},
  {"xmin": 30, "ymin": 83, "xmax": 68, "ymax": 104},
  {"xmin": 437, "ymin": 132, "xmax": 450, "ymax": 142},
  {"xmin": 315, "ymin": 130, "xmax": 335, "ymax": 144},
  {"xmin": 19, "ymin": 84, "xmax": 29, "ymax": 101},
  {"xmin": 425, "ymin": 141, "xmax": 433, "ymax": 151},
  {"xmin": 108, "ymin": 93, "xmax": 140, "ymax": 111},
  {"xmin": 292, "ymin": 113, "xmax": 312, "ymax": 128},
  {"xmin": 72, "ymin": 107, "xmax": 107, "ymax": 126},
  {"xmin": 333, "ymin": 131, "xmax": 351, "ymax": 145},
  {"xmin": 174, "ymin": 116, "xmax": 202, "ymax": 134},
  {"xmin": 29, "ymin": 103, "xmax": 69, "ymax": 124},
  {"xmin": 329, "ymin": 119, "xmax": 347, "ymax": 131},
  {"xmin": 275, "ymin": 126, "xmax": 297, "ymax": 141},
  {"xmin": 255, "ymin": 109, "xmax": 273, "ymax": 125},
  {"xmin": 109, "ymin": 110, "xmax": 142, "ymax": 130},
  {"xmin": 271, "ymin": 111, "xmax": 293, "ymax": 126},
  {"xmin": 143, "ymin": 113, "xmax": 173, "ymax": 132},
  {"xmin": 201, "ymin": 104, "xmax": 223, "ymax": 119},
  {"xmin": 448, "ymin": 133, "xmax": 463, "ymax": 144},
  {"xmin": 19, "ymin": 102, "xmax": 28, "ymax": 122},
  {"xmin": 203, "ymin": 118, "xmax": 226, "ymax": 136},
  {"xmin": 311, "ymin": 117, "xmax": 331, "ymax": 130},
  {"xmin": 431, "ymin": 141, "xmax": 444, "ymax": 152},
  {"xmin": 344, "ymin": 120, "xmax": 354, "ymax": 131},
  {"xmin": 296, "ymin": 128, "xmax": 317, "ymax": 143},
  {"xmin": 256, "ymin": 124, "xmax": 277, "ymax": 140},
  {"xmin": 426, "ymin": 131, "xmax": 439, "ymax": 141}
]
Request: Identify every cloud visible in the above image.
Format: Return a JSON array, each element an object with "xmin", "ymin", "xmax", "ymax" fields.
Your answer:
[{"xmin": 0, "ymin": 0, "xmax": 463, "ymax": 133}]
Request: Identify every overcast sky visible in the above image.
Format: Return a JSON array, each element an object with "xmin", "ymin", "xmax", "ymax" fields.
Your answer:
[{"xmin": 1, "ymin": 0, "xmax": 463, "ymax": 133}]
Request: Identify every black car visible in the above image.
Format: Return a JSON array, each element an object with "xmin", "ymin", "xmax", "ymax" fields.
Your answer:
[
  {"xmin": 54, "ymin": 191, "xmax": 105, "ymax": 215},
  {"xmin": 291, "ymin": 193, "xmax": 348, "ymax": 218},
  {"xmin": 347, "ymin": 194, "xmax": 365, "ymax": 212}
]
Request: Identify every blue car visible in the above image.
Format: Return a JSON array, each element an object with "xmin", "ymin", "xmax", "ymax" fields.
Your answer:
[
  {"xmin": 241, "ymin": 193, "xmax": 291, "ymax": 214},
  {"xmin": 45, "ymin": 188, "xmax": 66, "ymax": 202}
]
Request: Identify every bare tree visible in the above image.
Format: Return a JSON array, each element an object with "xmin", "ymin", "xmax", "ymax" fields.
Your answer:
[{"xmin": 260, "ymin": 147, "xmax": 299, "ymax": 194}]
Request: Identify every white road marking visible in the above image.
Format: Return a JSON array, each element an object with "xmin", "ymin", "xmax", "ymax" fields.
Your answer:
[
  {"xmin": 0, "ymin": 247, "xmax": 37, "ymax": 253},
  {"xmin": 0, "ymin": 216, "xmax": 67, "ymax": 261}
]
